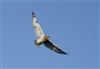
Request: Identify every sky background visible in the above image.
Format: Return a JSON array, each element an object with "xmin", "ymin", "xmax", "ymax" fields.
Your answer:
[
  {"xmin": 1, "ymin": 0, "xmax": 99, "ymax": 2},
  {"xmin": 0, "ymin": 0, "xmax": 99, "ymax": 69}
]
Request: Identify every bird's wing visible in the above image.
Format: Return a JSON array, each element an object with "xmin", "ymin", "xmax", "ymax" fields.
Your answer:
[
  {"xmin": 32, "ymin": 12, "xmax": 44, "ymax": 37},
  {"xmin": 43, "ymin": 40, "xmax": 67, "ymax": 54}
]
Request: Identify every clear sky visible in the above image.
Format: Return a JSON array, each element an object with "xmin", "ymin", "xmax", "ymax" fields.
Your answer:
[
  {"xmin": 1, "ymin": 0, "xmax": 99, "ymax": 2},
  {"xmin": 1, "ymin": 1, "xmax": 99, "ymax": 69}
]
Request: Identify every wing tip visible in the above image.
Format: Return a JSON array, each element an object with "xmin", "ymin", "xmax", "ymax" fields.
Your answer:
[
  {"xmin": 32, "ymin": 11, "xmax": 35, "ymax": 16},
  {"xmin": 64, "ymin": 52, "xmax": 69, "ymax": 55},
  {"xmin": 59, "ymin": 51, "xmax": 68, "ymax": 55}
]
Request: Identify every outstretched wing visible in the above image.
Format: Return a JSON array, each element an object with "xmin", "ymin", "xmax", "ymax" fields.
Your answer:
[
  {"xmin": 32, "ymin": 11, "xmax": 44, "ymax": 37},
  {"xmin": 43, "ymin": 40, "xmax": 67, "ymax": 54}
]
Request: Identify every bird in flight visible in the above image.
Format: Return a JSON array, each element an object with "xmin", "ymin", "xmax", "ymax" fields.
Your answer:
[{"xmin": 32, "ymin": 11, "xmax": 67, "ymax": 54}]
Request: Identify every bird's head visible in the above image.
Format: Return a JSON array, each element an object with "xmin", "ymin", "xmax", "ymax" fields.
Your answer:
[{"xmin": 34, "ymin": 40, "xmax": 42, "ymax": 46}]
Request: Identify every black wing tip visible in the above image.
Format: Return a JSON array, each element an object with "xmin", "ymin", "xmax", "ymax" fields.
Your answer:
[
  {"xmin": 63, "ymin": 53, "xmax": 68, "ymax": 55},
  {"xmin": 58, "ymin": 52, "xmax": 68, "ymax": 55},
  {"xmin": 32, "ymin": 11, "xmax": 35, "ymax": 16}
]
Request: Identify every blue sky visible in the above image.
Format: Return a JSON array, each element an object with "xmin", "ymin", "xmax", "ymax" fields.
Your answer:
[
  {"xmin": 1, "ymin": 0, "xmax": 99, "ymax": 2},
  {"xmin": 0, "ymin": 1, "xmax": 99, "ymax": 69}
]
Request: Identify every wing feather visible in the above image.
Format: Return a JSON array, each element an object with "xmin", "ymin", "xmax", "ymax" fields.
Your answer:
[
  {"xmin": 43, "ymin": 40, "xmax": 67, "ymax": 54},
  {"xmin": 32, "ymin": 12, "xmax": 44, "ymax": 37}
]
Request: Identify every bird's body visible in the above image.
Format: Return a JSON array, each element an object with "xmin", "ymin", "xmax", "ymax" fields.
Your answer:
[
  {"xmin": 35, "ymin": 35, "xmax": 49, "ymax": 45},
  {"xmin": 32, "ymin": 11, "xmax": 67, "ymax": 54}
]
